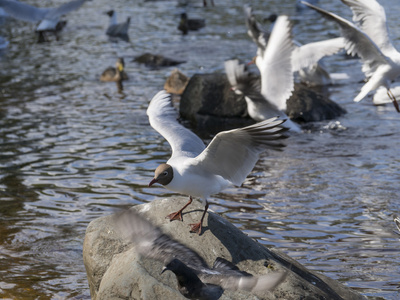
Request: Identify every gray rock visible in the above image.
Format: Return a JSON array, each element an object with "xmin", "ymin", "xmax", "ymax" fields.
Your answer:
[
  {"xmin": 286, "ymin": 83, "xmax": 346, "ymax": 123},
  {"xmin": 179, "ymin": 73, "xmax": 346, "ymax": 135},
  {"xmin": 83, "ymin": 197, "xmax": 366, "ymax": 300},
  {"xmin": 179, "ymin": 73, "xmax": 254, "ymax": 137}
]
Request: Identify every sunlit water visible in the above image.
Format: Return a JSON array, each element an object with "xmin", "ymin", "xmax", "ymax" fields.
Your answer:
[{"xmin": 0, "ymin": 0, "xmax": 399, "ymax": 299}]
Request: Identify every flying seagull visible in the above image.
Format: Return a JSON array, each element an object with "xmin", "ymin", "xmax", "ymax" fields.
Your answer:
[
  {"xmin": 114, "ymin": 209, "xmax": 287, "ymax": 299},
  {"xmin": 244, "ymin": 5, "xmax": 345, "ymax": 89},
  {"xmin": 225, "ymin": 59, "xmax": 301, "ymax": 133},
  {"xmin": 301, "ymin": 0, "xmax": 400, "ymax": 113},
  {"xmin": 147, "ymin": 90, "xmax": 288, "ymax": 234},
  {"xmin": 0, "ymin": 0, "xmax": 87, "ymax": 42}
]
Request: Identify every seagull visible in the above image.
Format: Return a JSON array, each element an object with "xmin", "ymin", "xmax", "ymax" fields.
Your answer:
[
  {"xmin": 147, "ymin": 90, "xmax": 288, "ymax": 234},
  {"xmin": 292, "ymin": 38, "xmax": 345, "ymax": 86},
  {"xmin": 242, "ymin": 11, "xmax": 302, "ymax": 132},
  {"xmin": 105, "ymin": 10, "xmax": 130, "ymax": 41},
  {"xmin": 244, "ymin": 11, "xmax": 294, "ymax": 113},
  {"xmin": 178, "ymin": 13, "xmax": 205, "ymax": 35},
  {"xmin": 100, "ymin": 58, "xmax": 128, "ymax": 92},
  {"xmin": 244, "ymin": 5, "xmax": 345, "ymax": 89},
  {"xmin": 0, "ymin": 0, "xmax": 87, "ymax": 42},
  {"xmin": 301, "ymin": 0, "xmax": 400, "ymax": 113},
  {"xmin": 114, "ymin": 209, "xmax": 287, "ymax": 299},
  {"xmin": 225, "ymin": 59, "xmax": 301, "ymax": 133}
]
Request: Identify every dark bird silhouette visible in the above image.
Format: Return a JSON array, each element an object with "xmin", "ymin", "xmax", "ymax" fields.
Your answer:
[
  {"xmin": 178, "ymin": 13, "xmax": 205, "ymax": 35},
  {"xmin": 161, "ymin": 258, "xmax": 223, "ymax": 300},
  {"xmin": 114, "ymin": 209, "xmax": 287, "ymax": 299},
  {"xmin": 133, "ymin": 53, "xmax": 185, "ymax": 69}
]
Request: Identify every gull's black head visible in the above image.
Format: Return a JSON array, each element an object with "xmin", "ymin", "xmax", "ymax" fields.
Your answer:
[{"xmin": 106, "ymin": 10, "xmax": 115, "ymax": 17}]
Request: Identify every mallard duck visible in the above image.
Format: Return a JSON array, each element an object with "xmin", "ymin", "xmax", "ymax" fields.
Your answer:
[
  {"xmin": 178, "ymin": 13, "xmax": 205, "ymax": 35},
  {"xmin": 0, "ymin": 0, "xmax": 88, "ymax": 42},
  {"xmin": 105, "ymin": 10, "xmax": 130, "ymax": 41},
  {"xmin": 100, "ymin": 58, "xmax": 128, "ymax": 91}
]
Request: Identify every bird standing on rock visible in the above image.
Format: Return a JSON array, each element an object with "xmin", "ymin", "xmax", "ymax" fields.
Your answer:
[
  {"xmin": 147, "ymin": 90, "xmax": 288, "ymax": 235},
  {"xmin": 114, "ymin": 209, "xmax": 287, "ymax": 299}
]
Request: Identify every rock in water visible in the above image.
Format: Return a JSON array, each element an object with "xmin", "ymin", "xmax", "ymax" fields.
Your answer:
[{"xmin": 83, "ymin": 197, "xmax": 366, "ymax": 300}]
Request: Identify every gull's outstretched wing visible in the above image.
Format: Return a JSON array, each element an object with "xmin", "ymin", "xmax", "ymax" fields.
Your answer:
[
  {"xmin": 259, "ymin": 15, "xmax": 294, "ymax": 111},
  {"xmin": 114, "ymin": 209, "xmax": 209, "ymax": 271},
  {"xmin": 45, "ymin": 0, "xmax": 87, "ymax": 20},
  {"xmin": 301, "ymin": 1, "xmax": 388, "ymax": 79},
  {"xmin": 193, "ymin": 117, "xmax": 288, "ymax": 186},
  {"xmin": 292, "ymin": 38, "xmax": 345, "ymax": 72},
  {"xmin": 341, "ymin": 0, "xmax": 397, "ymax": 57},
  {"xmin": 147, "ymin": 90, "xmax": 206, "ymax": 159},
  {"xmin": 0, "ymin": 0, "xmax": 49, "ymax": 22},
  {"xmin": 243, "ymin": 5, "xmax": 269, "ymax": 56}
]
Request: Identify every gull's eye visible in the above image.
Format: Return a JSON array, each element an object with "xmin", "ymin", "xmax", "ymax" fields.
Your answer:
[{"xmin": 163, "ymin": 171, "xmax": 168, "ymax": 176}]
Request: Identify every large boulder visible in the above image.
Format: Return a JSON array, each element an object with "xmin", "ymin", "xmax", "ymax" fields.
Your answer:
[
  {"xmin": 286, "ymin": 83, "xmax": 346, "ymax": 123},
  {"xmin": 83, "ymin": 198, "xmax": 365, "ymax": 300},
  {"xmin": 179, "ymin": 73, "xmax": 346, "ymax": 135},
  {"xmin": 179, "ymin": 73, "xmax": 254, "ymax": 137}
]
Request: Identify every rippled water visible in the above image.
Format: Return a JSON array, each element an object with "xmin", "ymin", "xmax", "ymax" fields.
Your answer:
[{"xmin": 0, "ymin": 0, "xmax": 399, "ymax": 299}]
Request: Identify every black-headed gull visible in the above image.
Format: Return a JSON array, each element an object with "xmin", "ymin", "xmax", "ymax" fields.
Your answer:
[
  {"xmin": 114, "ymin": 209, "xmax": 287, "ymax": 297},
  {"xmin": 301, "ymin": 0, "xmax": 400, "ymax": 113},
  {"xmin": 147, "ymin": 90, "xmax": 288, "ymax": 234},
  {"xmin": 105, "ymin": 10, "xmax": 130, "ymax": 41},
  {"xmin": 225, "ymin": 59, "xmax": 301, "ymax": 133},
  {"xmin": 0, "ymin": 0, "xmax": 87, "ymax": 42}
]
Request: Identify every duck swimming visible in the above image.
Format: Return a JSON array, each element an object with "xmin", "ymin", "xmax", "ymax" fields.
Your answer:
[{"xmin": 100, "ymin": 58, "xmax": 128, "ymax": 92}]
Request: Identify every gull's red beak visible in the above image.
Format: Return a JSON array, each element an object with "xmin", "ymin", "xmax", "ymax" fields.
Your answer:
[{"xmin": 149, "ymin": 178, "xmax": 158, "ymax": 187}]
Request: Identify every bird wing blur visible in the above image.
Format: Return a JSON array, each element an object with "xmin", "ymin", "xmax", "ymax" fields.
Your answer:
[
  {"xmin": 114, "ymin": 209, "xmax": 287, "ymax": 295},
  {"xmin": 114, "ymin": 209, "xmax": 209, "ymax": 270},
  {"xmin": 291, "ymin": 37, "xmax": 345, "ymax": 72},
  {"xmin": 259, "ymin": 15, "xmax": 294, "ymax": 112},
  {"xmin": 0, "ymin": 0, "xmax": 86, "ymax": 30}
]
